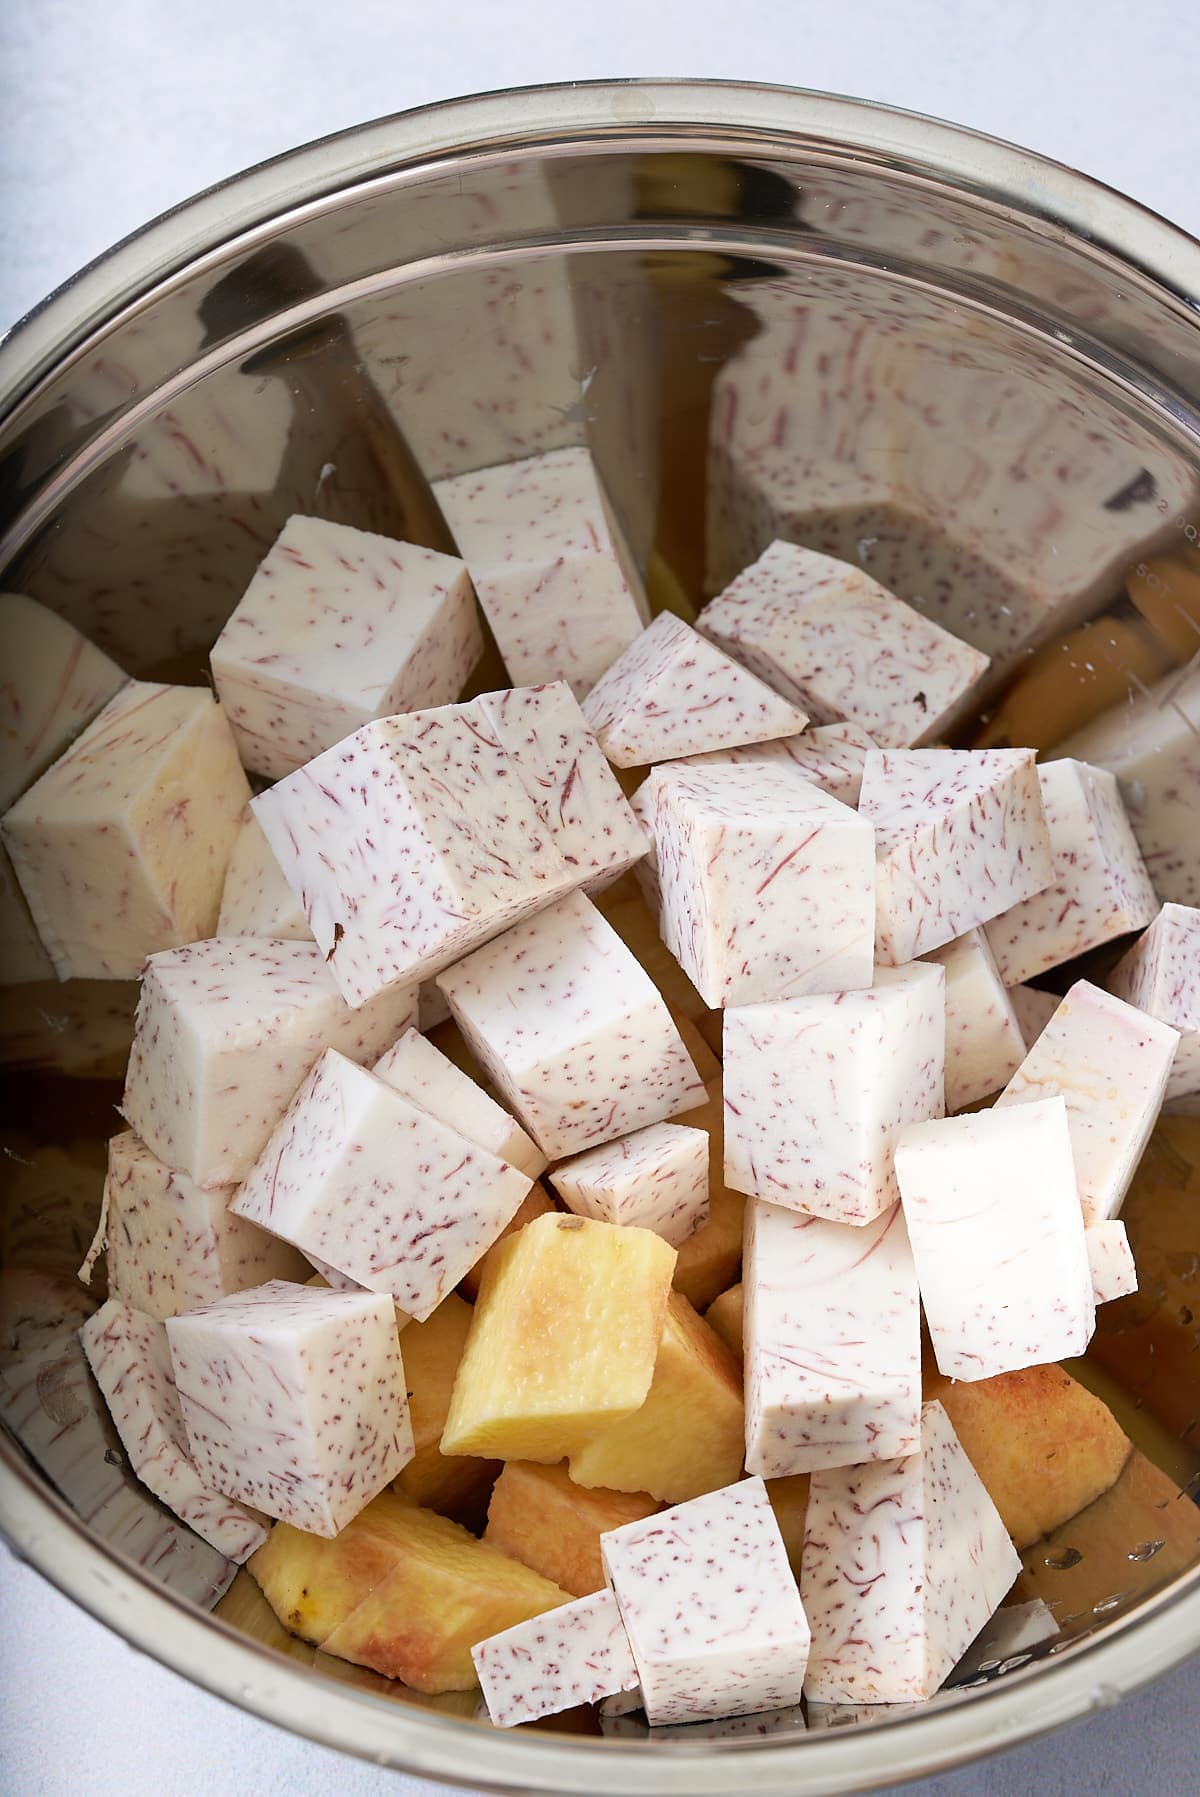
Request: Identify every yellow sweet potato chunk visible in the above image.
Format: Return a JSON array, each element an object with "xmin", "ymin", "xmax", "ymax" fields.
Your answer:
[
  {"xmin": 1012, "ymin": 1450, "xmax": 1200, "ymax": 1616},
  {"xmin": 568, "ymin": 1291, "xmax": 743, "ymax": 1502},
  {"xmin": 458, "ymin": 1182, "xmax": 558, "ymax": 1302},
  {"xmin": 705, "ymin": 1282, "xmax": 744, "ymax": 1358},
  {"xmin": 392, "ymin": 1293, "xmax": 499, "ymax": 1524},
  {"xmin": 670, "ymin": 1083, "xmax": 744, "ymax": 1309},
  {"xmin": 249, "ymin": 1489, "xmax": 440, "ymax": 1647},
  {"xmin": 971, "ymin": 615, "xmax": 1169, "ymax": 753},
  {"xmin": 484, "ymin": 1460, "xmax": 658, "ymax": 1596},
  {"xmin": 441, "ymin": 1212, "xmax": 676, "ymax": 1462},
  {"xmin": 268, "ymin": 1492, "xmax": 571, "ymax": 1692},
  {"xmin": 927, "ymin": 1362, "xmax": 1131, "ymax": 1549}
]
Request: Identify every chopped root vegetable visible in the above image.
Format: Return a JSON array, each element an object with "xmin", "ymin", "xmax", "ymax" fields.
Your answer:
[
  {"xmin": 476, "ymin": 681, "xmax": 649, "ymax": 892},
  {"xmin": 2, "ymin": 682, "xmax": 250, "ymax": 980},
  {"xmin": 166, "ymin": 1280, "xmax": 412, "ymax": 1537},
  {"xmin": 743, "ymin": 1199, "xmax": 921, "ymax": 1477},
  {"xmin": 994, "ymin": 981, "xmax": 1178, "ymax": 1224},
  {"xmin": 549, "ymin": 1122, "xmax": 709, "ymax": 1247},
  {"xmin": 211, "ymin": 515, "xmax": 482, "ymax": 781},
  {"xmin": 601, "ymin": 1476, "xmax": 810, "ymax": 1725},
  {"xmin": 80, "ymin": 1130, "xmax": 307, "ymax": 1319},
  {"xmin": 801, "ymin": 1400, "xmax": 1020, "ymax": 1703},
  {"xmin": 895, "ymin": 1099, "xmax": 1094, "ymax": 1381},
  {"xmin": 473, "ymin": 1587, "xmax": 639, "ymax": 1727},
  {"xmin": 679, "ymin": 718, "xmax": 877, "ymax": 805},
  {"xmin": 860, "ymin": 747, "xmax": 1054, "ymax": 965},
  {"xmin": 122, "ymin": 938, "xmax": 418, "ymax": 1190},
  {"xmin": 251, "ymin": 701, "xmax": 581, "ymax": 1006},
  {"xmin": 437, "ymin": 890, "xmax": 704, "ymax": 1160},
  {"xmin": 984, "ymin": 758, "xmax": 1158, "ymax": 985},
  {"xmin": 723, "ymin": 963, "xmax": 944, "ymax": 1223},
  {"xmin": 434, "ymin": 446, "xmax": 649, "ymax": 697},
  {"xmin": 644, "ymin": 758, "xmax": 876, "ymax": 1007},
  {"xmin": 30, "ymin": 446, "xmax": 1184, "ymax": 1732},
  {"xmin": 697, "ymin": 541, "xmax": 990, "ymax": 750},
  {"xmin": 373, "ymin": 1026, "xmax": 546, "ymax": 1180},
  {"xmin": 440, "ymin": 1212, "xmax": 676, "ymax": 1462},
  {"xmin": 1108, "ymin": 902, "xmax": 1200, "ymax": 1102},
  {"xmin": 230, "ymin": 1049, "xmax": 532, "ymax": 1320},
  {"xmin": 581, "ymin": 610, "xmax": 808, "ymax": 768},
  {"xmin": 80, "ymin": 1299, "xmax": 267, "ymax": 1562}
]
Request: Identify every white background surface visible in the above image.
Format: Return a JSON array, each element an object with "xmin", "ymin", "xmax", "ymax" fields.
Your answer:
[
  {"xmin": 1, "ymin": 0, "xmax": 1198, "ymax": 330},
  {"xmin": 2, "ymin": 2, "xmax": 1198, "ymax": 1792}
]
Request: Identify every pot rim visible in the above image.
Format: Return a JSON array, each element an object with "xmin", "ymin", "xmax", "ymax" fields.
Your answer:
[
  {"xmin": 3, "ymin": 1440, "xmax": 1197, "ymax": 1793},
  {"xmin": 2, "ymin": 78, "xmax": 1198, "ymax": 409},
  {"xmin": 1, "ymin": 79, "xmax": 1198, "ymax": 1793}
]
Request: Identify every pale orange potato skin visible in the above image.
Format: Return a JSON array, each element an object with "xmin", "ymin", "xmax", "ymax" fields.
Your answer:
[
  {"xmin": 484, "ymin": 1459, "xmax": 658, "ymax": 1596},
  {"xmin": 457, "ymin": 1183, "xmax": 558, "ymax": 1303},
  {"xmin": 392, "ymin": 1293, "xmax": 499, "ymax": 1526},
  {"xmin": 568, "ymin": 1291, "xmax": 743, "ymax": 1503},
  {"xmin": 1012, "ymin": 1448, "xmax": 1200, "ymax": 1615},
  {"xmin": 926, "ymin": 1362, "xmax": 1131, "ymax": 1549},
  {"xmin": 705, "ymin": 1282, "xmax": 744, "ymax": 1359},
  {"xmin": 251, "ymin": 1490, "xmax": 571, "ymax": 1692},
  {"xmin": 972, "ymin": 615, "xmax": 1169, "ymax": 753},
  {"xmin": 671, "ymin": 1081, "xmax": 744, "ymax": 1310}
]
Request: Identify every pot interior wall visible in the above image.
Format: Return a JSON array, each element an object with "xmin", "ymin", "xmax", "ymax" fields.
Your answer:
[{"xmin": 2, "ymin": 113, "xmax": 1198, "ymax": 1764}]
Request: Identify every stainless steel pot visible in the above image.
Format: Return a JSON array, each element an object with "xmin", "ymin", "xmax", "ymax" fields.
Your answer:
[{"xmin": 1, "ymin": 81, "xmax": 1197, "ymax": 1794}]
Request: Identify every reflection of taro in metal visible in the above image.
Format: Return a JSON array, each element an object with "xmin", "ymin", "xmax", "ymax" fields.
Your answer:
[
  {"xmin": 34, "ymin": 1349, "xmax": 86, "ymax": 1427},
  {"xmin": 0, "ymin": 81, "xmax": 1198, "ymax": 1791},
  {"xmin": 1057, "ymin": 666, "xmax": 1200, "ymax": 910},
  {"xmin": 0, "ymin": 1330, "xmax": 238, "ymax": 1608},
  {"xmin": 705, "ymin": 270, "xmax": 1197, "ymax": 670}
]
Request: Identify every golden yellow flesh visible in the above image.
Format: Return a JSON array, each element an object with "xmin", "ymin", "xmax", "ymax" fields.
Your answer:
[
  {"xmin": 457, "ymin": 1182, "xmax": 558, "ymax": 1302},
  {"xmin": 568, "ymin": 1291, "xmax": 743, "ymax": 1503},
  {"xmin": 440, "ymin": 1211, "xmax": 676, "ymax": 1461},
  {"xmin": 251, "ymin": 1489, "xmax": 570, "ymax": 1693},
  {"xmin": 927, "ymin": 1362, "xmax": 1131, "ymax": 1550},
  {"xmin": 391, "ymin": 1293, "xmax": 498, "ymax": 1523}
]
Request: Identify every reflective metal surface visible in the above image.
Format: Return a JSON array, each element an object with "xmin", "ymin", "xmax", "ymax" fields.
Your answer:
[{"xmin": 1, "ymin": 80, "xmax": 1198, "ymax": 1794}]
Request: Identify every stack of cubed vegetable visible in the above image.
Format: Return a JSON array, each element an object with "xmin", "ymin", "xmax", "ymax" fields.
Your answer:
[{"xmin": 1, "ymin": 439, "xmax": 1198, "ymax": 1732}]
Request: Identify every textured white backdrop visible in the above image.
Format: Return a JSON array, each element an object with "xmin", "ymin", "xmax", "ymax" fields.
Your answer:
[{"xmin": 1, "ymin": 1, "xmax": 1197, "ymax": 1791}]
